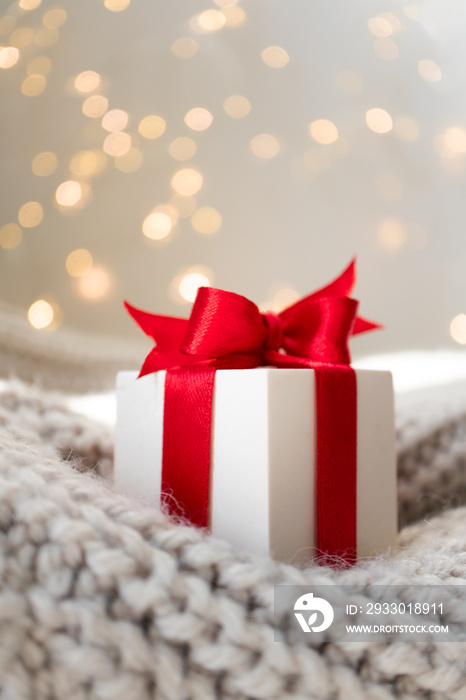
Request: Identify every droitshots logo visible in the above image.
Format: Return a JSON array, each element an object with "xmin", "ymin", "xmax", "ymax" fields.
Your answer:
[{"xmin": 294, "ymin": 592, "xmax": 334, "ymax": 633}]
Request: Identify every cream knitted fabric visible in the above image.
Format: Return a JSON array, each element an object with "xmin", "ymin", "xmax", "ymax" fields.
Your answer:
[{"xmin": 1, "ymin": 310, "xmax": 466, "ymax": 699}]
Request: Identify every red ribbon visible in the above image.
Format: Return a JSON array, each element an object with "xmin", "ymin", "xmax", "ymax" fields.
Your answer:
[{"xmin": 125, "ymin": 259, "xmax": 381, "ymax": 562}]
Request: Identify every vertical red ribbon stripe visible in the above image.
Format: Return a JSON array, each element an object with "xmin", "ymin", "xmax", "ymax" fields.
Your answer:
[
  {"xmin": 162, "ymin": 368, "xmax": 216, "ymax": 528},
  {"xmin": 315, "ymin": 365, "xmax": 357, "ymax": 564}
]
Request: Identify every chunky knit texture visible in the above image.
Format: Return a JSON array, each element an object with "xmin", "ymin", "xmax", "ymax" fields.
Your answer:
[{"xmin": 1, "ymin": 317, "xmax": 466, "ymax": 698}]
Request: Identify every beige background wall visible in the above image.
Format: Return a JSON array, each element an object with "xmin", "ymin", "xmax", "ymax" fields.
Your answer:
[{"xmin": 1, "ymin": 0, "xmax": 466, "ymax": 359}]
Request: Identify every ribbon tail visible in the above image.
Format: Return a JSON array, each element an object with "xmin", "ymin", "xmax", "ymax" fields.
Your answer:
[
  {"xmin": 161, "ymin": 368, "xmax": 216, "ymax": 528},
  {"xmin": 352, "ymin": 315, "xmax": 383, "ymax": 336}
]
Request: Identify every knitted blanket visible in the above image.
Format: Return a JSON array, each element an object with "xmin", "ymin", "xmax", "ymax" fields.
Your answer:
[{"xmin": 1, "ymin": 317, "xmax": 466, "ymax": 699}]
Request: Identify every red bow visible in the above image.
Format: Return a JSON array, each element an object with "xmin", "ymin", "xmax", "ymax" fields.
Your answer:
[{"xmin": 125, "ymin": 259, "xmax": 380, "ymax": 374}]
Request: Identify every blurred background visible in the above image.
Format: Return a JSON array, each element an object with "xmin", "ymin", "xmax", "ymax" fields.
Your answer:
[{"xmin": 1, "ymin": 0, "xmax": 466, "ymax": 359}]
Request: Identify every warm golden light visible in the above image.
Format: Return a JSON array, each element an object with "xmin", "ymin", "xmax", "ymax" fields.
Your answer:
[
  {"xmin": 309, "ymin": 119, "xmax": 339, "ymax": 145},
  {"xmin": 335, "ymin": 69, "xmax": 364, "ymax": 93},
  {"xmin": 418, "ymin": 59, "xmax": 442, "ymax": 82},
  {"xmin": 0, "ymin": 46, "xmax": 19, "ymax": 68},
  {"xmin": 171, "ymin": 37, "xmax": 199, "ymax": 59},
  {"xmin": 368, "ymin": 15, "xmax": 394, "ymax": 37},
  {"xmin": 261, "ymin": 45, "xmax": 289, "ymax": 68},
  {"xmin": 66, "ymin": 248, "xmax": 93, "ymax": 277},
  {"xmin": 34, "ymin": 27, "xmax": 59, "ymax": 47},
  {"xmin": 394, "ymin": 116, "xmax": 420, "ymax": 142},
  {"xmin": 138, "ymin": 114, "xmax": 166, "ymax": 139},
  {"xmin": 82, "ymin": 94, "xmax": 108, "ymax": 118},
  {"xmin": 373, "ymin": 39, "xmax": 399, "ymax": 60},
  {"xmin": 366, "ymin": 108, "xmax": 393, "ymax": 134},
  {"xmin": 0, "ymin": 223, "xmax": 22, "ymax": 249},
  {"xmin": 191, "ymin": 207, "xmax": 222, "ymax": 235},
  {"xmin": 27, "ymin": 55, "xmax": 51, "ymax": 75},
  {"xmin": 377, "ymin": 217, "xmax": 406, "ymax": 251},
  {"xmin": 250, "ymin": 133, "xmax": 280, "ymax": 159},
  {"xmin": 70, "ymin": 150, "xmax": 106, "ymax": 177},
  {"xmin": 55, "ymin": 181, "xmax": 82, "ymax": 207},
  {"xmin": 169, "ymin": 137, "xmax": 197, "ymax": 161},
  {"xmin": 194, "ymin": 9, "xmax": 226, "ymax": 32},
  {"xmin": 102, "ymin": 109, "xmax": 128, "ymax": 132},
  {"xmin": 21, "ymin": 74, "xmax": 46, "ymax": 96},
  {"xmin": 179, "ymin": 272, "xmax": 211, "ymax": 302},
  {"xmin": 10, "ymin": 27, "xmax": 34, "ymax": 48},
  {"xmin": 78, "ymin": 266, "xmax": 111, "ymax": 300},
  {"xmin": 32, "ymin": 151, "xmax": 57, "ymax": 176},
  {"xmin": 184, "ymin": 107, "xmax": 213, "ymax": 131},
  {"xmin": 114, "ymin": 148, "xmax": 143, "ymax": 173},
  {"xmin": 104, "ymin": 0, "xmax": 131, "ymax": 10},
  {"xmin": 19, "ymin": 0, "xmax": 41, "ymax": 9},
  {"xmin": 171, "ymin": 168, "xmax": 203, "ymax": 196},
  {"xmin": 74, "ymin": 70, "xmax": 100, "ymax": 93},
  {"xmin": 221, "ymin": 6, "xmax": 246, "ymax": 26},
  {"xmin": 223, "ymin": 95, "xmax": 251, "ymax": 119},
  {"xmin": 142, "ymin": 212, "xmax": 173, "ymax": 240},
  {"xmin": 168, "ymin": 194, "xmax": 197, "ymax": 218},
  {"xmin": 103, "ymin": 132, "xmax": 131, "ymax": 156},
  {"xmin": 444, "ymin": 127, "xmax": 466, "ymax": 154},
  {"xmin": 42, "ymin": 8, "xmax": 67, "ymax": 28},
  {"xmin": 28, "ymin": 299, "xmax": 53, "ymax": 329},
  {"xmin": 18, "ymin": 201, "xmax": 43, "ymax": 228},
  {"xmin": 450, "ymin": 314, "xmax": 466, "ymax": 344},
  {"xmin": 376, "ymin": 173, "xmax": 402, "ymax": 200}
]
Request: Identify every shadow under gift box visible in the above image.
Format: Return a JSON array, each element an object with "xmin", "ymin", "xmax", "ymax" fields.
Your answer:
[{"xmin": 114, "ymin": 368, "xmax": 397, "ymax": 564}]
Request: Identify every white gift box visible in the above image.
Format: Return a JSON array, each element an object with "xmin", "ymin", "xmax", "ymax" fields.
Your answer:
[{"xmin": 114, "ymin": 368, "xmax": 397, "ymax": 564}]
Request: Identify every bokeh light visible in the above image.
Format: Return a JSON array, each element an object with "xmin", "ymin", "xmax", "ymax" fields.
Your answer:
[
  {"xmin": 34, "ymin": 27, "xmax": 59, "ymax": 48},
  {"xmin": 103, "ymin": 132, "xmax": 131, "ymax": 156},
  {"xmin": 74, "ymin": 70, "xmax": 101, "ymax": 93},
  {"xmin": 169, "ymin": 194, "xmax": 197, "ymax": 218},
  {"xmin": 191, "ymin": 206, "xmax": 222, "ymax": 235},
  {"xmin": 221, "ymin": 6, "xmax": 246, "ymax": 26},
  {"xmin": 250, "ymin": 133, "xmax": 280, "ymax": 159},
  {"xmin": 32, "ymin": 151, "xmax": 57, "ymax": 176},
  {"xmin": 418, "ymin": 59, "xmax": 442, "ymax": 82},
  {"xmin": 102, "ymin": 109, "xmax": 128, "ymax": 132},
  {"xmin": 10, "ymin": 28, "xmax": 34, "ymax": 48},
  {"xmin": 377, "ymin": 217, "xmax": 406, "ymax": 251},
  {"xmin": 78, "ymin": 266, "xmax": 111, "ymax": 300},
  {"xmin": 28, "ymin": 299, "xmax": 54, "ymax": 329},
  {"xmin": 27, "ymin": 55, "xmax": 51, "ymax": 75},
  {"xmin": 0, "ymin": 223, "xmax": 22, "ymax": 250},
  {"xmin": 178, "ymin": 270, "xmax": 212, "ymax": 301},
  {"xmin": 55, "ymin": 180, "xmax": 82, "ymax": 206},
  {"xmin": 138, "ymin": 114, "xmax": 166, "ymax": 139},
  {"xmin": 82, "ymin": 95, "xmax": 108, "ymax": 118},
  {"xmin": 70, "ymin": 150, "xmax": 107, "ymax": 177},
  {"xmin": 309, "ymin": 119, "xmax": 339, "ymax": 144},
  {"xmin": 368, "ymin": 15, "xmax": 394, "ymax": 37},
  {"xmin": 261, "ymin": 45, "xmax": 289, "ymax": 68},
  {"xmin": 66, "ymin": 248, "xmax": 93, "ymax": 277},
  {"xmin": 184, "ymin": 107, "xmax": 213, "ymax": 131},
  {"xmin": 21, "ymin": 74, "xmax": 46, "ymax": 96},
  {"xmin": 169, "ymin": 137, "xmax": 197, "ymax": 161},
  {"xmin": 444, "ymin": 127, "xmax": 466, "ymax": 154},
  {"xmin": 0, "ymin": 47, "xmax": 19, "ymax": 69},
  {"xmin": 104, "ymin": 0, "xmax": 131, "ymax": 11},
  {"xmin": 223, "ymin": 95, "xmax": 251, "ymax": 118},
  {"xmin": 450, "ymin": 314, "xmax": 466, "ymax": 344},
  {"xmin": 366, "ymin": 108, "xmax": 393, "ymax": 133},
  {"xmin": 171, "ymin": 37, "xmax": 199, "ymax": 59},
  {"xmin": 19, "ymin": 0, "xmax": 42, "ymax": 9},
  {"xmin": 142, "ymin": 206, "xmax": 178, "ymax": 241},
  {"xmin": 42, "ymin": 8, "xmax": 67, "ymax": 28},
  {"xmin": 18, "ymin": 201, "xmax": 43, "ymax": 228},
  {"xmin": 193, "ymin": 9, "xmax": 226, "ymax": 33},
  {"xmin": 171, "ymin": 168, "xmax": 203, "ymax": 196}
]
